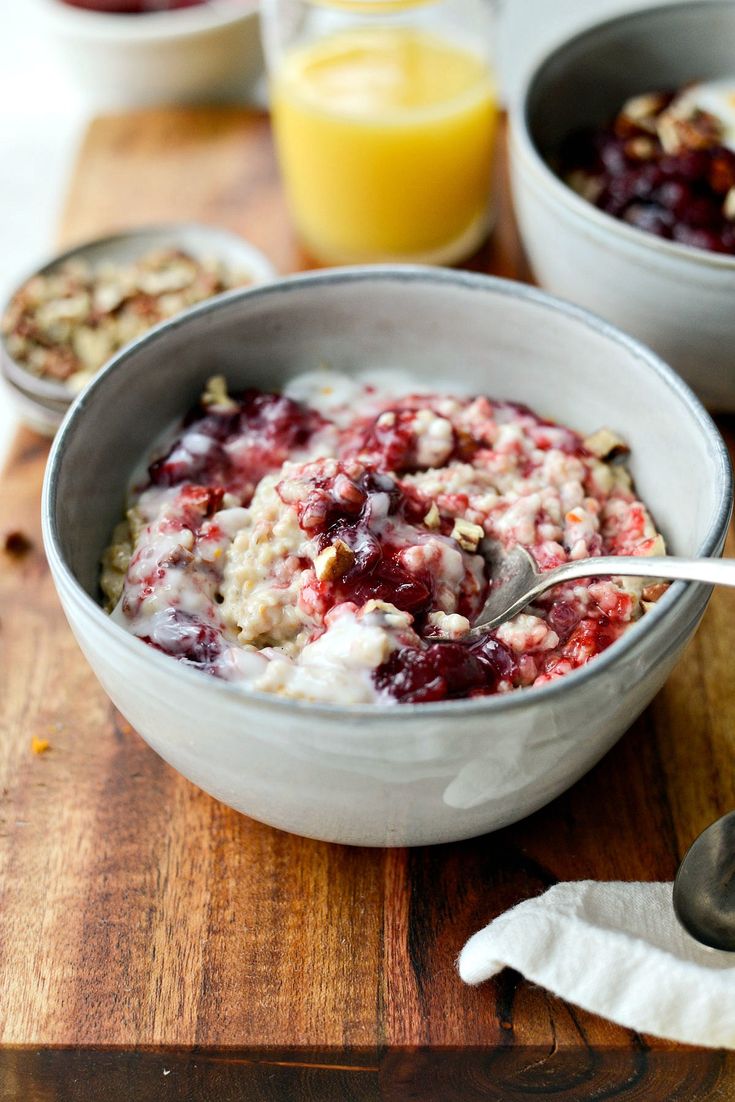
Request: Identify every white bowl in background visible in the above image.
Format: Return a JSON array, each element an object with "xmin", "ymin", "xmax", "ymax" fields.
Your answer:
[
  {"xmin": 42, "ymin": 267, "xmax": 731, "ymax": 847},
  {"xmin": 33, "ymin": 0, "xmax": 263, "ymax": 108},
  {"xmin": 510, "ymin": 0, "xmax": 735, "ymax": 411}
]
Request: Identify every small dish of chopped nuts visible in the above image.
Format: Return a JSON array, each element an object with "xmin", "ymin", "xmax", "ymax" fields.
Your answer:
[{"xmin": 0, "ymin": 223, "xmax": 275, "ymax": 434}]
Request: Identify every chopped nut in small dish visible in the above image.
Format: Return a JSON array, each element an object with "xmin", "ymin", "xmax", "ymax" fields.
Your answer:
[{"xmin": 2, "ymin": 248, "xmax": 255, "ymax": 393}]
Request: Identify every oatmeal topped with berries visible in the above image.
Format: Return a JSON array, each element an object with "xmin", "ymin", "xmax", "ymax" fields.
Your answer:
[
  {"xmin": 101, "ymin": 371, "xmax": 666, "ymax": 705},
  {"xmin": 560, "ymin": 80, "xmax": 735, "ymax": 254}
]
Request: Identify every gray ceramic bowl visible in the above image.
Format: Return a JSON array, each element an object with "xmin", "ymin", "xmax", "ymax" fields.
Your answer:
[
  {"xmin": 511, "ymin": 0, "xmax": 735, "ymax": 411},
  {"xmin": 42, "ymin": 267, "xmax": 731, "ymax": 847}
]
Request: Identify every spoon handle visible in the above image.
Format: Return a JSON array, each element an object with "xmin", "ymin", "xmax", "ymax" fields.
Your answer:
[
  {"xmin": 542, "ymin": 555, "xmax": 735, "ymax": 591},
  {"xmin": 461, "ymin": 553, "xmax": 734, "ymax": 639}
]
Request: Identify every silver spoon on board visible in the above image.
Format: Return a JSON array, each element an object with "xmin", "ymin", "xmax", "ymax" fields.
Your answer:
[
  {"xmin": 458, "ymin": 542, "xmax": 735, "ymax": 640},
  {"xmin": 673, "ymin": 813, "xmax": 735, "ymax": 952}
]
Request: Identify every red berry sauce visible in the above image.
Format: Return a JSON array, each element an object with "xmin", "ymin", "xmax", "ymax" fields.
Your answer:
[
  {"xmin": 278, "ymin": 463, "xmax": 482, "ymax": 628},
  {"xmin": 560, "ymin": 88, "xmax": 735, "ymax": 254},
  {"xmin": 139, "ymin": 608, "xmax": 223, "ymax": 672},
  {"xmin": 148, "ymin": 390, "xmax": 328, "ymax": 503},
  {"xmin": 374, "ymin": 634, "xmax": 518, "ymax": 704}
]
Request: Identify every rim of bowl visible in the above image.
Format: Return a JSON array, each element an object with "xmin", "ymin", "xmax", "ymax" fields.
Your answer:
[
  {"xmin": 512, "ymin": 0, "xmax": 735, "ymax": 272},
  {"xmin": 42, "ymin": 265, "xmax": 733, "ymax": 722},
  {"xmin": 1, "ymin": 222, "xmax": 277, "ymax": 406},
  {"xmin": 34, "ymin": 0, "xmax": 257, "ymax": 40}
]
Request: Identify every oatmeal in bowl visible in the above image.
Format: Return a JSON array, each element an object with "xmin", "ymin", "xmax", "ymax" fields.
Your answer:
[
  {"xmin": 559, "ymin": 81, "xmax": 735, "ymax": 255},
  {"xmin": 510, "ymin": 0, "xmax": 735, "ymax": 410},
  {"xmin": 42, "ymin": 268, "xmax": 730, "ymax": 845},
  {"xmin": 102, "ymin": 369, "xmax": 666, "ymax": 706}
]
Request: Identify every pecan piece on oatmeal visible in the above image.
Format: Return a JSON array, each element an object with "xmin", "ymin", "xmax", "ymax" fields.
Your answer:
[
  {"xmin": 423, "ymin": 503, "xmax": 440, "ymax": 529},
  {"xmin": 616, "ymin": 91, "xmax": 670, "ymax": 135},
  {"xmin": 624, "ymin": 136, "xmax": 658, "ymax": 160},
  {"xmin": 657, "ymin": 105, "xmax": 723, "ymax": 154},
  {"xmin": 361, "ymin": 600, "xmax": 412, "ymax": 628},
  {"xmin": 314, "ymin": 539, "xmax": 355, "ymax": 581},
  {"xmin": 583, "ymin": 427, "xmax": 630, "ymax": 463},
  {"xmin": 711, "ymin": 152, "xmax": 735, "ymax": 195},
  {"xmin": 566, "ymin": 169, "xmax": 604, "ymax": 203},
  {"xmin": 202, "ymin": 374, "xmax": 238, "ymax": 411},
  {"xmin": 641, "ymin": 581, "xmax": 670, "ymax": 604},
  {"xmin": 451, "ymin": 518, "xmax": 484, "ymax": 552},
  {"xmin": 724, "ymin": 187, "xmax": 735, "ymax": 221}
]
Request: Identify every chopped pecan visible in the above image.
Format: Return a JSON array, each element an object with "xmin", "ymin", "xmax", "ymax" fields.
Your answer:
[
  {"xmin": 624, "ymin": 136, "xmax": 657, "ymax": 160},
  {"xmin": 160, "ymin": 545, "xmax": 195, "ymax": 568},
  {"xmin": 583, "ymin": 428, "xmax": 630, "ymax": 463},
  {"xmin": 423, "ymin": 503, "xmax": 440, "ymax": 529},
  {"xmin": 620, "ymin": 92, "xmax": 669, "ymax": 128},
  {"xmin": 566, "ymin": 169, "xmax": 604, "ymax": 203},
  {"xmin": 657, "ymin": 106, "xmax": 723, "ymax": 154},
  {"xmin": 361, "ymin": 599, "xmax": 411, "ymax": 628},
  {"xmin": 710, "ymin": 152, "xmax": 735, "ymax": 194},
  {"xmin": 451, "ymin": 518, "xmax": 484, "ymax": 552},
  {"xmin": 2, "ymin": 248, "xmax": 254, "ymax": 388},
  {"xmin": 202, "ymin": 374, "xmax": 237, "ymax": 410},
  {"xmin": 314, "ymin": 539, "xmax": 355, "ymax": 582},
  {"xmin": 641, "ymin": 581, "xmax": 670, "ymax": 603}
]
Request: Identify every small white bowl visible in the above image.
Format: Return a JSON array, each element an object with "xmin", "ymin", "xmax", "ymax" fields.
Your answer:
[
  {"xmin": 33, "ymin": 0, "xmax": 263, "ymax": 108},
  {"xmin": 1, "ymin": 222, "xmax": 276, "ymax": 435},
  {"xmin": 42, "ymin": 267, "xmax": 731, "ymax": 847},
  {"xmin": 510, "ymin": 0, "xmax": 735, "ymax": 411}
]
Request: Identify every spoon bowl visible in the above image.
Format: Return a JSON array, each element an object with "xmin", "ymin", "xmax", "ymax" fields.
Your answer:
[{"xmin": 673, "ymin": 812, "xmax": 735, "ymax": 951}]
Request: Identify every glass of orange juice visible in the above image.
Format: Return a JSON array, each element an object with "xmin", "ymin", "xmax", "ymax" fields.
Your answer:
[{"xmin": 261, "ymin": 0, "xmax": 500, "ymax": 265}]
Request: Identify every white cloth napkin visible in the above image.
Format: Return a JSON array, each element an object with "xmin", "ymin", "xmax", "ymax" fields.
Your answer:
[{"xmin": 458, "ymin": 881, "xmax": 735, "ymax": 1049}]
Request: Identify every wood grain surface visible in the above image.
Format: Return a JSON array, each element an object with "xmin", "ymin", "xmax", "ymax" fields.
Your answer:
[{"xmin": 1, "ymin": 109, "xmax": 734, "ymax": 1101}]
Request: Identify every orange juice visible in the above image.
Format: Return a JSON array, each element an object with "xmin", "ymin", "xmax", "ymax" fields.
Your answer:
[{"xmin": 271, "ymin": 26, "xmax": 498, "ymax": 263}]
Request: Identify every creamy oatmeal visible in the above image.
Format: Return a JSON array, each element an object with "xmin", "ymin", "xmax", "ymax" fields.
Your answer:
[{"xmin": 101, "ymin": 371, "xmax": 666, "ymax": 705}]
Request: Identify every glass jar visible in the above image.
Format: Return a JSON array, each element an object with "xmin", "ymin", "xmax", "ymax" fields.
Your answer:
[{"xmin": 261, "ymin": 0, "xmax": 500, "ymax": 265}]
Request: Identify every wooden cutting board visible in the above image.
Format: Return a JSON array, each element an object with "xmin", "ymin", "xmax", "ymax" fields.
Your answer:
[{"xmin": 1, "ymin": 108, "xmax": 735, "ymax": 1101}]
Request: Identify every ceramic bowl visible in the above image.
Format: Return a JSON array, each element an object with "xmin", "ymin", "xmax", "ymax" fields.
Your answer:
[
  {"xmin": 510, "ymin": 0, "xmax": 735, "ymax": 411},
  {"xmin": 42, "ymin": 267, "xmax": 731, "ymax": 847},
  {"xmin": 33, "ymin": 0, "xmax": 263, "ymax": 108},
  {"xmin": 1, "ymin": 223, "xmax": 276, "ymax": 436}
]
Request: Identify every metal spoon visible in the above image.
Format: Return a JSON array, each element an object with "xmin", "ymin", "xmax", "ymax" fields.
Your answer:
[
  {"xmin": 673, "ymin": 813, "xmax": 735, "ymax": 951},
  {"xmin": 448, "ymin": 543, "xmax": 735, "ymax": 947},
  {"xmin": 461, "ymin": 543, "xmax": 735, "ymax": 640},
  {"xmin": 468, "ymin": 546, "xmax": 735, "ymax": 949}
]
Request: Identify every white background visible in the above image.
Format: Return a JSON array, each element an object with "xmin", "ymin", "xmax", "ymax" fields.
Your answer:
[{"xmin": 0, "ymin": 0, "xmax": 703, "ymax": 461}]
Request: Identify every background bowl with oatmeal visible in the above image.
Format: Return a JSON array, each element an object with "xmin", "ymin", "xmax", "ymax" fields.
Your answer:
[{"xmin": 510, "ymin": 0, "xmax": 735, "ymax": 411}]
